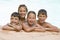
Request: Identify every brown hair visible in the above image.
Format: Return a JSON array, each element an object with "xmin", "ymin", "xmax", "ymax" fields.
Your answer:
[
  {"xmin": 18, "ymin": 4, "xmax": 28, "ymax": 12},
  {"xmin": 27, "ymin": 11, "xmax": 36, "ymax": 17},
  {"xmin": 11, "ymin": 12, "xmax": 20, "ymax": 20},
  {"xmin": 38, "ymin": 9, "xmax": 47, "ymax": 17}
]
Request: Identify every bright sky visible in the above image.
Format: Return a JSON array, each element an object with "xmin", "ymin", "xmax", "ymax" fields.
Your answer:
[{"xmin": 0, "ymin": 0, "xmax": 60, "ymax": 28}]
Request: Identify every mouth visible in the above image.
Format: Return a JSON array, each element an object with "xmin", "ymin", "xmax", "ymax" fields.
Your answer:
[
  {"xmin": 20, "ymin": 14, "xmax": 25, "ymax": 16},
  {"xmin": 39, "ymin": 20, "xmax": 45, "ymax": 23},
  {"xmin": 40, "ymin": 19, "xmax": 45, "ymax": 21},
  {"xmin": 29, "ymin": 21, "xmax": 34, "ymax": 24},
  {"xmin": 11, "ymin": 22, "xmax": 17, "ymax": 24}
]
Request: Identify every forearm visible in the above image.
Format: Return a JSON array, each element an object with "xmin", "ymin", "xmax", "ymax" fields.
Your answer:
[
  {"xmin": 2, "ymin": 27, "xmax": 15, "ymax": 31},
  {"xmin": 13, "ymin": 27, "xmax": 21, "ymax": 32},
  {"xmin": 24, "ymin": 27, "xmax": 34, "ymax": 32},
  {"xmin": 34, "ymin": 29, "xmax": 45, "ymax": 32},
  {"xmin": 45, "ymin": 27, "xmax": 56, "ymax": 31},
  {"xmin": 34, "ymin": 27, "xmax": 45, "ymax": 32}
]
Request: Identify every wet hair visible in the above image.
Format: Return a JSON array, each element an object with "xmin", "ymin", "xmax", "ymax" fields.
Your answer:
[
  {"xmin": 11, "ymin": 12, "xmax": 20, "ymax": 20},
  {"xmin": 27, "ymin": 11, "xmax": 36, "ymax": 17},
  {"xmin": 18, "ymin": 4, "xmax": 28, "ymax": 12},
  {"xmin": 38, "ymin": 9, "xmax": 47, "ymax": 17}
]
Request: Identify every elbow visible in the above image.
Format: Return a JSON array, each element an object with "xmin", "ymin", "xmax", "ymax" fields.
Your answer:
[
  {"xmin": 2, "ymin": 27, "xmax": 6, "ymax": 30},
  {"xmin": 15, "ymin": 27, "xmax": 22, "ymax": 32}
]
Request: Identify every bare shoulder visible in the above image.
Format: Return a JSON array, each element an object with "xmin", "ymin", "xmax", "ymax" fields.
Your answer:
[
  {"xmin": 22, "ymin": 22, "xmax": 27, "ymax": 26},
  {"xmin": 22, "ymin": 22, "xmax": 28, "ymax": 28},
  {"xmin": 45, "ymin": 22, "xmax": 58, "ymax": 28},
  {"xmin": 45, "ymin": 22, "xmax": 53, "ymax": 26}
]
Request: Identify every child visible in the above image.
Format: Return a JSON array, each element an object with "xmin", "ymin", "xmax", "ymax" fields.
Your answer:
[
  {"xmin": 22, "ymin": 11, "xmax": 45, "ymax": 32},
  {"xmin": 37, "ymin": 9, "xmax": 59, "ymax": 32},
  {"xmin": 18, "ymin": 4, "xmax": 28, "ymax": 25},
  {"xmin": 2, "ymin": 12, "xmax": 22, "ymax": 32}
]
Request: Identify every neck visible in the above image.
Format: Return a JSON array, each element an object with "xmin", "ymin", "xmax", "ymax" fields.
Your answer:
[
  {"xmin": 38, "ymin": 20, "xmax": 45, "ymax": 26},
  {"xmin": 27, "ymin": 22, "xmax": 34, "ymax": 27},
  {"xmin": 20, "ymin": 17, "xmax": 25, "ymax": 21}
]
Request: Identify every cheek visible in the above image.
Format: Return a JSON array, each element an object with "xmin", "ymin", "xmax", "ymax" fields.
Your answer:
[
  {"xmin": 10, "ymin": 20, "xmax": 12, "ymax": 23},
  {"xmin": 15, "ymin": 20, "xmax": 19, "ymax": 22},
  {"xmin": 33, "ymin": 19, "xmax": 36, "ymax": 21},
  {"xmin": 10, "ymin": 19, "xmax": 13, "ymax": 22},
  {"xmin": 27, "ymin": 18, "xmax": 30, "ymax": 21},
  {"xmin": 38, "ymin": 17, "xmax": 41, "ymax": 20},
  {"xmin": 20, "ymin": 12, "xmax": 26, "ymax": 14},
  {"xmin": 28, "ymin": 19, "xmax": 31, "ymax": 21},
  {"xmin": 44, "ymin": 18, "xmax": 46, "ymax": 20},
  {"xmin": 43, "ymin": 17, "xmax": 46, "ymax": 20}
]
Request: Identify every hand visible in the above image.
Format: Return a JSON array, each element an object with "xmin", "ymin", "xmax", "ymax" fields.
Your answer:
[{"xmin": 7, "ymin": 23, "xmax": 13, "ymax": 27}]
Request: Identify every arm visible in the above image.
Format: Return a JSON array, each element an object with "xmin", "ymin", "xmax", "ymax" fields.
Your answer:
[
  {"xmin": 34, "ymin": 24, "xmax": 45, "ymax": 32},
  {"xmin": 8, "ymin": 24, "xmax": 22, "ymax": 32},
  {"xmin": 22, "ymin": 23, "xmax": 35, "ymax": 32},
  {"xmin": 45, "ymin": 23, "xmax": 59, "ymax": 32},
  {"xmin": 13, "ymin": 25, "xmax": 22, "ymax": 32},
  {"xmin": 2, "ymin": 25, "xmax": 15, "ymax": 31}
]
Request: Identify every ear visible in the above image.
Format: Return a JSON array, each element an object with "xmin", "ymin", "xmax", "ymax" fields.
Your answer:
[
  {"xmin": 45, "ymin": 16, "xmax": 47, "ymax": 19},
  {"xmin": 46, "ymin": 16, "xmax": 47, "ymax": 18}
]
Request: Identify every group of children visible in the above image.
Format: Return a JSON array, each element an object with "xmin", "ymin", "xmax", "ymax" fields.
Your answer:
[{"xmin": 2, "ymin": 4, "xmax": 59, "ymax": 32}]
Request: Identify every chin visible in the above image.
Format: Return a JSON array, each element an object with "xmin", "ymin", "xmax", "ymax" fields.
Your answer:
[
  {"xmin": 40, "ymin": 22, "xmax": 44, "ymax": 24},
  {"xmin": 21, "ymin": 16, "xmax": 25, "ymax": 18},
  {"xmin": 29, "ymin": 23, "xmax": 33, "ymax": 25}
]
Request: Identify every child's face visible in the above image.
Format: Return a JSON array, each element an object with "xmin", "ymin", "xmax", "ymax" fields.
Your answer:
[
  {"xmin": 10, "ymin": 16, "xmax": 19, "ymax": 25},
  {"xmin": 27, "ymin": 13, "xmax": 36, "ymax": 25},
  {"xmin": 19, "ymin": 7, "xmax": 27, "ymax": 18},
  {"xmin": 38, "ymin": 13, "xmax": 47, "ymax": 23}
]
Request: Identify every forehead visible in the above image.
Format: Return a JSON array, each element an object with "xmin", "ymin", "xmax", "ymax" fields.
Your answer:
[
  {"xmin": 39, "ymin": 13, "xmax": 46, "ymax": 16},
  {"xmin": 11, "ymin": 16, "xmax": 19, "ymax": 19},
  {"xmin": 28, "ymin": 13, "xmax": 36, "ymax": 17},
  {"xmin": 28, "ymin": 13, "xmax": 36, "ymax": 16},
  {"xmin": 19, "ymin": 7, "xmax": 26, "ymax": 10}
]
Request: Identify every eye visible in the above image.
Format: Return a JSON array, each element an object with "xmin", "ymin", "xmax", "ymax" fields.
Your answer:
[
  {"xmin": 11, "ymin": 18, "xmax": 13, "ymax": 20},
  {"xmin": 39, "ymin": 16, "xmax": 42, "ymax": 17},
  {"xmin": 29, "ymin": 17, "xmax": 31, "ymax": 19},
  {"xmin": 32, "ymin": 17, "xmax": 35, "ymax": 19},
  {"xmin": 15, "ymin": 18, "xmax": 18, "ymax": 20},
  {"xmin": 43, "ymin": 16, "xmax": 45, "ymax": 17}
]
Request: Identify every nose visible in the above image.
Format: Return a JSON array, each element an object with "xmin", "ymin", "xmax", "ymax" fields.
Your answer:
[
  {"xmin": 31, "ymin": 19, "xmax": 35, "ymax": 22},
  {"xmin": 40, "ymin": 17, "xmax": 44, "ymax": 20},
  {"xmin": 12, "ymin": 19, "xmax": 16, "ymax": 23}
]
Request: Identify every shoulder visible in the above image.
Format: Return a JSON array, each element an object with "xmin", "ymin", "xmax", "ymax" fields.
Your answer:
[
  {"xmin": 23, "ymin": 21, "xmax": 27, "ymax": 24},
  {"xmin": 45, "ymin": 22, "xmax": 52, "ymax": 26},
  {"xmin": 22, "ymin": 22, "xmax": 28, "ymax": 26},
  {"xmin": 45, "ymin": 22, "xmax": 55, "ymax": 28}
]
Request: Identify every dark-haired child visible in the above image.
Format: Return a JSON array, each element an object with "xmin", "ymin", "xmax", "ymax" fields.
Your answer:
[
  {"xmin": 37, "ymin": 9, "xmax": 59, "ymax": 32},
  {"xmin": 2, "ymin": 12, "xmax": 22, "ymax": 32}
]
